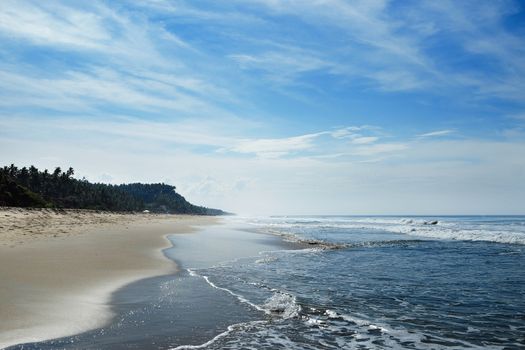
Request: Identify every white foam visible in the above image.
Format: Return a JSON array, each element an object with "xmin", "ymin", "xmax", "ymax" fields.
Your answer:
[
  {"xmin": 188, "ymin": 269, "xmax": 301, "ymax": 321},
  {"xmin": 403, "ymin": 227, "xmax": 525, "ymax": 245},
  {"xmin": 174, "ymin": 270, "xmax": 305, "ymax": 349},
  {"xmin": 262, "ymin": 292, "xmax": 301, "ymax": 319},
  {"xmin": 249, "ymin": 216, "xmax": 525, "ymax": 245},
  {"xmin": 255, "ymin": 256, "xmax": 278, "ymax": 264},
  {"xmin": 320, "ymin": 309, "xmax": 503, "ymax": 350},
  {"xmin": 325, "ymin": 309, "xmax": 389, "ymax": 332},
  {"xmin": 170, "ymin": 320, "xmax": 265, "ymax": 350},
  {"xmin": 172, "ymin": 304, "xmax": 505, "ymax": 350},
  {"xmin": 187, "ymin": 269, "xmax": 266, "ymax": 313}
]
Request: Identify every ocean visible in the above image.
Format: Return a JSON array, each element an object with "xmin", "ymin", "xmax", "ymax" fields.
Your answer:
[
  {"xmin": 178, "ymin": 216, "xmax": 525, "ymax": 349},
  {"xmin": 10, "ymin": 215, "xmax": 525, "ymax": 349}
]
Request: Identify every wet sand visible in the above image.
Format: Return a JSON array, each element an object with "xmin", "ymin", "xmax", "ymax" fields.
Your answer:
[
  {"xmin": 0, "ymin": 207, "xmax": 217, "ymax": 349},
  {"xmin": 10, "ymin": 221, "xmax": 295, "ymax": 349}
]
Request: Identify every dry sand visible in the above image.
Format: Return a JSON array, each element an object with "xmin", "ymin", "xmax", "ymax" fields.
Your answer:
[{"xmin": 0, "ymin": 207, "xmax": 217, "ymax": 348}]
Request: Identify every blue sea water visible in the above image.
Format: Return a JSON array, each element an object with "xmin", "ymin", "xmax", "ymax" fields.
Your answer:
[{"xmin": 180, "ymin": 216, "xmax": 525, "ymax": 350}]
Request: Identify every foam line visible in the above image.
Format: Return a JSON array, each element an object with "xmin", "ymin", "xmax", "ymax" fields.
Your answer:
[
  {"xmin": 171, "ymin": 320, "xmax": 265, "ymax": 350},
  {"xmin": 187, "ymin": 269, "xmax": 267, "ymax": 314}
]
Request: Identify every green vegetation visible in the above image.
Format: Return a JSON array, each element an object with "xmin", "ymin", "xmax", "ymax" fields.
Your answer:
[{"xmin": 0, "ymin": 164, "xmax": 226, "ymax": 215}]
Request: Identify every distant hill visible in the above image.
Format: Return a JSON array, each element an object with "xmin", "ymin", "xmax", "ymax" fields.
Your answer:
[{"xmin": 0, "ymin": 164, "xmax": 227, "ymax": 215}]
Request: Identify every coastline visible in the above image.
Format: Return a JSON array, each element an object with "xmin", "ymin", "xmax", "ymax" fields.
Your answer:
[
  {"xmin": 0, "ymin": 207, "xmax": 218, "ymax": 349},
  {"xmin": 8, "ymin": 219, "xmax": 299, "ymax": 349},
  {"xmin": 6, "ymin": 215, "xmax": 522, "ymax": 349}
]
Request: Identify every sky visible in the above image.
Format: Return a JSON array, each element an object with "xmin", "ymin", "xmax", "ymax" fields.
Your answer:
[{"xmin": 1, "ymin": 0, "xmax": 524, "ymax": 215}]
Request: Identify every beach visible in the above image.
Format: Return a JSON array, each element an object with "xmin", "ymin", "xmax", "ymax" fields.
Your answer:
[
  {"xmin": 0, "ymin": 207, "xmax": 216, "ymax": 349},
  {"xmin": 2, "ymin": 213, "xmax": 524, "ymax": 349}
]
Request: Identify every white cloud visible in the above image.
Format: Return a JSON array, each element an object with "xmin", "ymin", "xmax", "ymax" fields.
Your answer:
[
  {"xmin": 230, "ymin": 133, "xmax": 321, "ymax": 157},
  {"xmin": 351, "ymin": 136, "xmax": 378, "ymax": 144},
  {"xmin": 221, "ymin": 128, "xmax": 387, "ymax": 159},
  {"xmin": 230, "ymin": 0, "xmax": 436, "ymax": 90},
  {"xmin": 367, "ymin": 70, "xmax": 425, "ymax": 91},
  {"xmin": 2, "ymin": 131, "xmax": 524, "ymax": 215},
  {"xmin": 0, "ymin": 68, "xmax": 219, "ymax": 116},
  {"xmin": 418, "ymin": 130, "xmax": 455, "ymax": 138},
  {"xmin": 0, "ymin": 0, "xmax": 238, "ymax": 119},
  {"xmin": 229, "ymin": 47, "xmax": 337, "ymax": 86},
  {"xmin": 330, "ymin": 126, "xmax": 362, "ymax": 139},
  {"xmin": 0, "ymin": 115, "xmax": 392, "ymax": 161},
  {"xmin": 219, "ymin": 0, "xmax": 525, "ymax": 98},
  {"xmin": 0, "ymin": 1, "xmax": 109, "ymax": 49},
  {"xmin": 351, "ymin": 143, "xmax": 408, "ymax": 156}
]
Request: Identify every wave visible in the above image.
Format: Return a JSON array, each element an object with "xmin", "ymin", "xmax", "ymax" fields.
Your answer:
[
  {"xmin": 175, "ymin": 269, "xmax": 304, "ymax": 349},
  {"xmin": 260, "ymin": 228, "xmax": 348, "ymax": 249},
  {"xmin": 174, "ymin": 305, "xmax": 502, "ymax": 350},
  {"xmin": 262, "ymin": 292, "xmax": 301, "ymax": 319},
  {"xmin": 187, "ymin": 269, "xmax": 301, "ymax": 320},
  {"xmin": 187, "ymin": 269, "xmax": 265, "ymax": 313},
  {"xmin": 181, "ymin": 263, "xmax": 511, "ymax": 350},
  {"xmin": 247, "ymin": 217, "xmax": 525, "ymax": 245},
  {"xmin": 170, "ymin": 320, "xmax": 266, "ymax": 350},
  {"xmin": 314, "ymin": 309, "xmax": 501, "ymax": 350},
  {"xmin": 258, "ymin": 227, "xmax": 431, "ymax": 250},
  {"xmin": 402, "ymin": 227, "xmax": 525, "ymax": 245}
]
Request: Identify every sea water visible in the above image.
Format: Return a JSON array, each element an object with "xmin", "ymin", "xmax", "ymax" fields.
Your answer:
[{"xmin": 180, "ymin": 216, "xmax": 525, "ymax": 349}]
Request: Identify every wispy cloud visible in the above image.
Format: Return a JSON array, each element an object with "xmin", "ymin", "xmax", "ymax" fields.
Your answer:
[
  {"xmin": 228, "ymin": 132, "xmax": 324, "ymax": 158},
  {"xmin": 351, "ymin": 136, "xmax": 379, "ymax": 145},
  {"xmin": 0, "ymin": 0, "xmax": 240, "ymax": 120},
  {"xmin": 330, "ymin": 127, "xmax": 362, "ymax": 139},
  {"xmin": 219, "ymin": 0, "xmax": 435, "ymax": 91},
  {"xmin": 208, "ymin": 0, "xmax": 525, "ymax": 98},
  {"xmin": 0, "ymin": 115, "xmax": 391, "ymax": 160},
  {"xmin": 2, "ymin": 0, "xmax": 523, "ymax": 121},
  {"xmin": 5, "ymin": 121, "xmax": 522, "ymax": 214},
  {"xmin": 229, "ymin": 46, "xmax": 337, "ymax": 86},
  {"xmin": 0, "ymin": 1, "xmax": 109, "ymax": 49},
  {"xmin": 207, "ymin": 126, "xmax": 387, "ymax": 159},
  {"xmin": 0, "ymin": 67, "xmax": 230, "ymax": 117},
  {"xmin": 351, "ymin": 143, "xmax": 408, "ymax": 156},
  {"xmin": 417, "ymin": 130, "xmax": 455, "ymax": 138}
]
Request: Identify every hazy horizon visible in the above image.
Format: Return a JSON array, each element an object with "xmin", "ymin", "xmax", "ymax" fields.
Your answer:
[{"xmin": 1, "ymin": 1, "xmax": 524, "ymax": 215}]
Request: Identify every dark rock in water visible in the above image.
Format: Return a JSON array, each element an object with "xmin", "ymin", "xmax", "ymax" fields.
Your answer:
[
  {"xmin": 423, "ymin": 220, "xmax": 439, "ymax": 225},
  {"xmin": 270, "ymin": 307, "xmax": 285, "ymax": 314}
]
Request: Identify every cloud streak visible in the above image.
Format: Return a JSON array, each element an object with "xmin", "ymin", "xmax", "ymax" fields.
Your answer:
[
  {"xmin": 0, "ymin": 1, "xmax": 109, "ymax": 49},
  {"xmin": 221, "ymin": 0, "xmax": 525, "ymax": 98},
  {"xmin": 1, "ymin": 116, "xmax": 393, "ymax": 160},
  {"xmin": 418, "ymin": 130, "xmax": 455, "ymax": 138},
  {"xmin": 2, "ymin": 123, "xmax": 524, "ymax": 215}
]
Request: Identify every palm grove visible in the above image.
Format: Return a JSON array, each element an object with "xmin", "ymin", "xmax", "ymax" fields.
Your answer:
[{"xmin": 0, "ymin": 164, "xmax": 225, "ymax": 215}]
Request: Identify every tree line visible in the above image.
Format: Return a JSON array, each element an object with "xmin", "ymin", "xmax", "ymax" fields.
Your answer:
[{"xmin": 0, "ymin": 164, "xmax": 226, "ymax": 215}]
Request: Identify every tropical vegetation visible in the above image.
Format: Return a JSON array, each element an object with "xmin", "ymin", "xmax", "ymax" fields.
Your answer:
[{"xmin": 0, "ymin": 164, "xmax": 225, "ymax": 215}]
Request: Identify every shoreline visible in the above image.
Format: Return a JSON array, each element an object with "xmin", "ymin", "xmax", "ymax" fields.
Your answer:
[
  {"xmin": 0, "ymin": 207, "xmax": 218, "ymax": 349},
  {"xmin": 10, "ymin": 220, "xmax": 299, "ymax": 349}
]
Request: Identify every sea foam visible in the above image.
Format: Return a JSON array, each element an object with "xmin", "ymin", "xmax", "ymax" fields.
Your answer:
[{"xmin": 245, "ymin": 216, "xmax": 525, "ymax": 245}]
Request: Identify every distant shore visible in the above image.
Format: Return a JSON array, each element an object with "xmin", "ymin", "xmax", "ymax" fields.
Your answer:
[{"xmin": 0, "ymin": 207, "xmax": 218, "ymax": 348}]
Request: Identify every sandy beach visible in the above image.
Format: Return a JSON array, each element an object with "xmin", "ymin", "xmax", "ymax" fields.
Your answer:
[{"xmin": 0, "ymin": 207, "xmax": 217, "ymax": 349}]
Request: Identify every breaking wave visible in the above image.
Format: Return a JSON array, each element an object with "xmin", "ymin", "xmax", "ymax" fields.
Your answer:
[{"xmin": 244, "ymin": 216, "xmax": 525, "ymax": 245}]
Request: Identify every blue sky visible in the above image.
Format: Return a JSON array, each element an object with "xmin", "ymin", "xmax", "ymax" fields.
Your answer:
[{"xmin": 1, "ymin": 0, "xmax": 524, "ymax": 214}]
